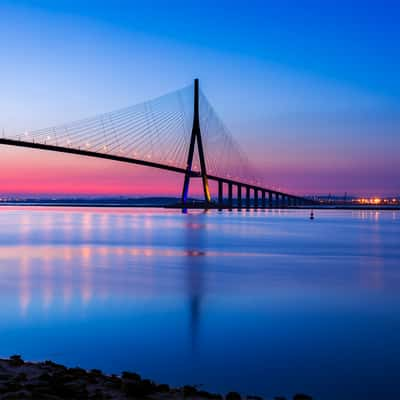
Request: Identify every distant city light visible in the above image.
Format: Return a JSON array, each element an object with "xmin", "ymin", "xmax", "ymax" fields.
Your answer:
[{"xmin": 356, "ymin": 197, "xmax": 398, "ymax": 205}]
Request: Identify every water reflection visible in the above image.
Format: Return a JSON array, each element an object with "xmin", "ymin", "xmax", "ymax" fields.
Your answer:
[
  {"xmin": 19, "ymin": 256, "xmax": 30, "ymax": 316},
  {"xmin": 184, "ymin": 218, "xmax": 208, "ymax": 350}
]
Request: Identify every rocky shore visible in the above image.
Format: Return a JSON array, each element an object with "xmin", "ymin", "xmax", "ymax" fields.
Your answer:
[{"xmin": 0, "ymin": 355, "xmax": 312, "ymax": 400}]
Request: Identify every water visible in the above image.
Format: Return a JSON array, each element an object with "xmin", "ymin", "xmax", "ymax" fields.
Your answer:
[{"xmin": 0, "ymin": 207, "xmax": 399, "ymax": 399}]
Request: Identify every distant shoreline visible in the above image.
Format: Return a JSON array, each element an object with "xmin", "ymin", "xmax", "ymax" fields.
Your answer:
[{"xmin": 0, "ymin": 202, "xmax": 399, "ymax": 210}]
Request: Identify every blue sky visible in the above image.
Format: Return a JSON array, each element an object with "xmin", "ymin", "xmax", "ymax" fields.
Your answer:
[{"xmin": 0, "ymin": 0, "xmax": 399, "ymax": 195}]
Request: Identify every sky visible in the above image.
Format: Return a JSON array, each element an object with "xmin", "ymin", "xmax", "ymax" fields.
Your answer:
[{"xmin": 0, "ymin": 0, "xmax": 399, "ymax": 197}]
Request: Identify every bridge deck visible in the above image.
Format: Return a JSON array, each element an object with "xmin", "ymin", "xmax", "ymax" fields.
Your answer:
[
  {"xmin": 0, "ymin": 137, "xmax": 308, "ymax": 203},
  {"xmin": 0, "ymin": 138, "xmax": 200, "ymax": 177}
]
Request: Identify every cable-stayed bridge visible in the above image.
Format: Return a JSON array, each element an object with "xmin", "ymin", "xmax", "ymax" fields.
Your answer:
[{"xmin": 0, "ymin": 80, "xmax": 311, "ymax": 208}]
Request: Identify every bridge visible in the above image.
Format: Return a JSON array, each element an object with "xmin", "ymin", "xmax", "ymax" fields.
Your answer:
[{"xmin": 0, "ymin": 80, "xmax": 312, "ymax": 209}]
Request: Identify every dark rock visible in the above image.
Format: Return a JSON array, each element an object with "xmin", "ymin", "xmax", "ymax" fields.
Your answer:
[
  {"xmin": 226, "ymin": 392, "xmax": 242, "ymax": 400},
  {"xmin": 0, "ymin": 373, "xmax": 14, "ymax": 381},
  {"xmin": 31, "ymin": 386, "xmax": 58, "ymax": 398},
  {"xmin": 86, "ymin": 374, "xmax": 99, "ymax": 384},
  {"xmin": 273, "ymin": 397, "xmax": 287, "ymax": 400},
  {"xmin": 3, "ymin": 390, "xmax": 32, "ymax": 399},
  {"xmin": 0, "ymin": 383, "xmax": 10, "ymax": 393},
  {"xmin": 23, "ymin": 383, "xmax": 39, "ymax": 391},
  {"xmin": 68, "ymin": 367, "xmax": 87, "ymax": 378},
  {"xmin": 293, "ymin": 395, "xmax": 312, "ymax": 400},
  {"xmin": 31, "ymin": 392, "xmax": 63, "ymax": 400},
  {"xmin": 5, "ymin": 381, "xmax": 22, "ymax": 392},
  {"xmin": 46, "ymin": 378, "xmax": 88, "ymax": 399},
  {"xmin": 104, "ymin": 375, "xmax": 122, "ymax": 390},
  {"xmin": 16, "ymin": 372, "xmax": 27, "ymax": 382},
  {"xmin": 9, "ymin": 355, "xmax": 24, "ymax": 367},
  {"xmin": 43, "ymin": 361, "xmax": 66, "ymax": 370},
  {"xmin": 10, "ymin": 355, "xmax": 23, "ymax": 362},
  {"xmin": 90, "ymin": 369, "xmax": 102, "ymax": 376},
  {"xmin": 63, "ymin": 380, "xmax": 87, "ymax": 391},
  {"xmin": 57, "ymin": 373, "xmax": 76, "ymax": 383},
  {"xmin": 121, "ymin": 371, "xmax": 141, "ymax": 381},
  {"xmin": 38, "ymin": 373, "xmax": 52, "ymax": 382},
  {"xmin": 183, "ymin": 384, "xmax": 198, "ymax": 396},
  {"xmin": 247, "ymin": 396, "xmax": 263, "ymax": 400},
  {"xmin": 122, "ymin": 378, "xmax": 156, "ymax": 397},
  {"xmin": 157, "ymin": 383, "xmax": 170, "ymax": 393},
  {"xmin": 89, "ymin": 388, "xmax": 107, "ymax": 400},
  {"xmin": 197, "ymin": 390, "xmax": 222, "ymax": 399},
  {"xmin": 2, "ymin": 393, "xmax": 20, "ymax": 400}
]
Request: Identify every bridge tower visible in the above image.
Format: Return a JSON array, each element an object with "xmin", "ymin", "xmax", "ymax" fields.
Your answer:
[{"xmin": 181, "ymin": 79, "xmax": 211, "ymax": 205}]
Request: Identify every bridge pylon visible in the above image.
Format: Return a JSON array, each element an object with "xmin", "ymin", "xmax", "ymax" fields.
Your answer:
[{"xmin": 181, "ymin": 79, "xmax": 211, "ymax": 205}]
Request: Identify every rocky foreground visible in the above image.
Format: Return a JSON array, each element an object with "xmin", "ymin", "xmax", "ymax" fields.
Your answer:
[{"xmin": 0, "ymin": 356, "xmax": 312, "ymax": 400}]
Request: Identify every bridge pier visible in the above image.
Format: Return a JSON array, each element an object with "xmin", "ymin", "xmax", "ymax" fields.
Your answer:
[
  {"xmin": 269, "ymin": 192, "xmax": 273, "ymax": 208},
  {"xmin": 246, "ymin": 186, "xmax": 251, "ymax": 210},
  {"xmin": 237, "ymin": 184, "xmax": 242, "ymax": 209},
  {"xmin": 228, "ymin": 182, "xmax": 233, "ymax": 210},
  {"xmin": 254, "ymin": 189, "xmax": 258, "ymax": 209},
  {"xmin": 218, "ymin": 180, "xmax": 223, "ymax": 209},
  {"xmin": 262, "ymin": 191, "xmax": 266, "ymax": 208}
]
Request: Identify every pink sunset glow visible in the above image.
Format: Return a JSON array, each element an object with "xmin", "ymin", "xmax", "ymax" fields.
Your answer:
[{"xmin": 0, "ymin": 145, "xmax": 396, "ymax": 198}]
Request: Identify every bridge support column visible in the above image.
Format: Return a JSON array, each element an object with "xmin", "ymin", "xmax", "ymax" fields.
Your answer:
[
  {"xmin": 218, "ymin": 180, "xmax": 223, "ymax": 208},
  {"xmin": 228, "ymin": 183, "xmax": 233, "ymax": 210},
  {"xmin": 254, "ymin": 189, "xmax": 258, "ymax": 209},
  {"xmin": 181, "ymin": 79, "xmax": 211, "ymax": 207},
  {"xmin": 261, "ymin": 191, "xmax": 266, "ymax": 208},
  {"xmin": 269, "ymin": 192, "xmax": 273, "ymax": 208},
  {"xmin": 276, "ymin": 193, "xmax": 281, "ymax": 208},
  {"xmin": 237, "ymin": 184, "xmax": 242, "ymax": 209},
  {"xmin": 246, "ymin": 186, "xmax": 251, "ymax": 210}
]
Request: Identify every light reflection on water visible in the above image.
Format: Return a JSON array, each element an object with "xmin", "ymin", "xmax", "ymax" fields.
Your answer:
[{"xmin": 0, "ymin": 207, "xmax": 400, "ymax": 399}]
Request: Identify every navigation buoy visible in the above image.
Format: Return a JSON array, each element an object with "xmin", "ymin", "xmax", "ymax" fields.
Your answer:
[{"xmin": 310, "ymin": 210, "xmax": 314, "ymax": 220}]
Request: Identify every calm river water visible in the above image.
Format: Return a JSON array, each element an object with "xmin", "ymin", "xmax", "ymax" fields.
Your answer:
[{"xmin": 0, "ymin": 207, "xmax": 399, "ymax": 399}]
